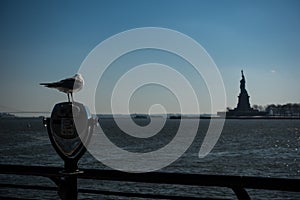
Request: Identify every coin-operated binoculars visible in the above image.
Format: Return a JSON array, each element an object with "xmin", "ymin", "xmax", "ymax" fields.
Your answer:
[{"xmin": 44, "ymin": 102, "xmax": 96, "ymax": 200}]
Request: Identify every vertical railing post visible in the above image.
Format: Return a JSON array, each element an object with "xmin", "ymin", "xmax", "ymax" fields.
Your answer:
[{"xmin": 232, "ymin": 187, "xmax": 251, "ymax": 200}]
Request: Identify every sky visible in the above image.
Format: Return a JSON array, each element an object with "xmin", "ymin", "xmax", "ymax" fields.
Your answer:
[{"xmin": 0, "ymin": 0, "xmax": 299, "ymax": 115}]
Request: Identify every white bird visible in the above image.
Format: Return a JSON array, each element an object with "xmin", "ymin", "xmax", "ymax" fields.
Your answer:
[{"xmin": 40, "ymin": 74, "xmax": 84, "ymax": 102}]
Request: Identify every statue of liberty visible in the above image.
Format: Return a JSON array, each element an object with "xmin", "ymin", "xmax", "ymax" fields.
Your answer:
[{"xmin": 240, "ymin": 70, "xmax": 246, "ymax": 93}]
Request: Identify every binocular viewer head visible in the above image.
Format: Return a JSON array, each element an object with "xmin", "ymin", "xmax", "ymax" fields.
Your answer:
[{"xmin": 44, "ymin": 102, "xmax": 95, "ymax": 172}]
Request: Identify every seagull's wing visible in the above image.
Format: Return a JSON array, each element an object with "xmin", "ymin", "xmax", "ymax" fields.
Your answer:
[
  {"xmin": 57, "ymin": 78, "xmax": 76, "ymax": 90},
  {"xmin": 40, "ymin": 77, "xmax": 75, "ymax": 89}
]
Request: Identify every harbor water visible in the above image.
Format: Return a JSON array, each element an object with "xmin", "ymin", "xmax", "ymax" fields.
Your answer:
[{"xmin": 0, "ymin": 118, "xmax": 299, "ymax": 199}]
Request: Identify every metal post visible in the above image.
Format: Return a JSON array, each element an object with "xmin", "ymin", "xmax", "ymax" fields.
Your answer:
[
  {"xmin": 58, "ymin": 173, "xmax": 78, "ymax": 200},
  {"xmin": 57, "ymin": 160, "xmax": 79, "ymax": 200},
  {"xmin": 44, "ymin": 102, "xmax": 95, "ymax": 200}
]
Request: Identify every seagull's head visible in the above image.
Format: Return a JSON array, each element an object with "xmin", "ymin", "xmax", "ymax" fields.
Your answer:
[{"xmin": 74, "ymin": 73, "xmax": 83, "ymax": 81}]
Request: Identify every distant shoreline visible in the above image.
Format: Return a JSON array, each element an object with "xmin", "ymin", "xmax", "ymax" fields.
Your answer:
[
  {"xmin": 219, "ymin": 116, "xmax": 300, "ymax": 120},
  {"xmin": 1, "ymin": 115, "xmax": 299, "ymax": 120}
]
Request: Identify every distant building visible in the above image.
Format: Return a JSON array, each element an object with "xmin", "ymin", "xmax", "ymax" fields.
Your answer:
[
  {"xmin": 266, "ymin": 104, "xmax": 300, "ymax": 117},
  {"xmin": 218, "ymin": 70, "xmax": 267, "ymax": 117}
]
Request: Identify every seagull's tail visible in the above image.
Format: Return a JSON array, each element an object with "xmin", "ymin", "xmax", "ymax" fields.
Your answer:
[{"xmin": 40, "ymin": 83, "xmax": 57, "ymax": 88}]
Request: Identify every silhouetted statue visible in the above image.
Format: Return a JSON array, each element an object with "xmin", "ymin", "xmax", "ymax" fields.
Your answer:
[
  {"xmin": 220, "ymin": 69, "xmax": 266, "ymax": 116},
  {"xmin": 236, "ymin": 70, "xmax": 251, "ymax": 111},
  {"xmin": 240, "ymin": 70, "xmax": 246, "ymax": 92}
]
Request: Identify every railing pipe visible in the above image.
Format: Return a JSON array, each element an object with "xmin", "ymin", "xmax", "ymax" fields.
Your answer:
[{"xmin": 1, "ymin": 164, "xmax": 299, "ymax": 199}]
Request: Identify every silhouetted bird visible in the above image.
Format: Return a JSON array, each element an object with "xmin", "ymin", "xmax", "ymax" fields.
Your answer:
[{"xmin": 40, "ymin": 74, "xmax": 84, "ymax": 102}]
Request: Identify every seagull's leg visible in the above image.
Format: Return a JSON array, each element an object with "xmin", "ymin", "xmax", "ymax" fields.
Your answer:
[
  {"xmin": 71, "ymin": 93, "xmax": 74, "ymax": 102},
  {"xmin": 67, "ymin": 93, "xmax": 70, "ymax": 102}
]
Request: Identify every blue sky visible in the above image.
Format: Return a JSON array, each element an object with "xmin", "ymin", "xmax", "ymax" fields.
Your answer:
[{"xmin": 0, "ymin": 0, "xmax": 299, "ymax": 114}]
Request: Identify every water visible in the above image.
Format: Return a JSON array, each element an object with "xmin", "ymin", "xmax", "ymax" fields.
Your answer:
[{"xmin": 1, "ymin": 118, "xmax": 300, "ymax": 199}]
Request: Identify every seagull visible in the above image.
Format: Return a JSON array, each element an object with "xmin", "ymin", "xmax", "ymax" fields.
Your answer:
[{"xmin": 40, "ymin": 74, "xmax": 84, "ymax": 102}]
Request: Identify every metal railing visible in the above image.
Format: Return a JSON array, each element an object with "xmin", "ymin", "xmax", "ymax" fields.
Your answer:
[{"xmin": 1, "ymin": 164, "xmax": 299, "ymax": 200}]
